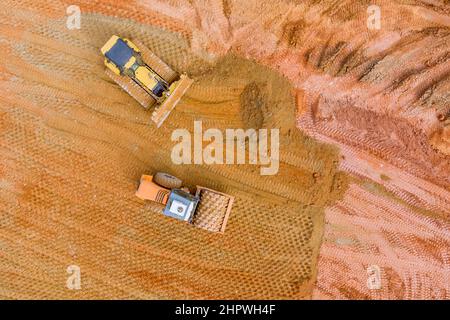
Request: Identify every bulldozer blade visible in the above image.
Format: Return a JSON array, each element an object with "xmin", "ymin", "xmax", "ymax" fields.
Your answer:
[{"xmin": 151, "ymin": 74, "xmax": 193, "ymax": 127}]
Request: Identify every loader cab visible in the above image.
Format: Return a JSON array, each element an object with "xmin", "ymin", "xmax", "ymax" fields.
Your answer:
[{"xmin": 163, "ymin": 189, "xmax": 199, "ymax": 222}]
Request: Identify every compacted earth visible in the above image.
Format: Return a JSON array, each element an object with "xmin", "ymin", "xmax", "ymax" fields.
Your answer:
[{"xmin": 0, "ymin": 0, "xmax": 448, "ymax": 299}]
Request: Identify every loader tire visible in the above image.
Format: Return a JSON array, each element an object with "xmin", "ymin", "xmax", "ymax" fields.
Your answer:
[{"xmin": 153, "ymin": 172, "xmax": 182, "ymax": 189}]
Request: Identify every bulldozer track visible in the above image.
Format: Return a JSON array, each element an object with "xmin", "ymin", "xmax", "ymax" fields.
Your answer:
[{"xmin": 105, "ymin": 69, "xmax": 156, "ymax": 110}]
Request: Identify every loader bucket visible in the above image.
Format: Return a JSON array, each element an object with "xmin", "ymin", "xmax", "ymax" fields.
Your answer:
[{"xmin": 151, "ymin": 74, "xmax": 194, "ymax": 127}]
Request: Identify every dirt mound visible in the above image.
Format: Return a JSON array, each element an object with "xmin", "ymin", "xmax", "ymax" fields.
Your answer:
[{"xmin": 240, "ymin": 82, "xmax": 265, "ymax": 129}]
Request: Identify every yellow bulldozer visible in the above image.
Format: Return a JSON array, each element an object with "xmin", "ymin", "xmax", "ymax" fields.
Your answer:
[{"xmin": 101, "ymin": 35, "xmax": 193, "ymax": 127}]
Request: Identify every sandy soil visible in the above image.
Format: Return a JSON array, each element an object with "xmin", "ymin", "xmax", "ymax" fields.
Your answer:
[{"xmin": 0, "ymin": 0, "xmax": 448, "ymax": 299}]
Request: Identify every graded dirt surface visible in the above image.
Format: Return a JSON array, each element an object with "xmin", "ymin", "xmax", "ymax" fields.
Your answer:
[
  {"xmin": 0, "ymin": 2, "xmax": 347, "ymax": 299},
  {"xmin": 0, "ymin": 0, "xmax": 449, "ymax": 299}
]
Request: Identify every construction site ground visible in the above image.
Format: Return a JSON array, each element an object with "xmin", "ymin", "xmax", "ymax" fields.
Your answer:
[{"xmin": 0, "ymin": 0, "xmax": 448, "ymax": 299}]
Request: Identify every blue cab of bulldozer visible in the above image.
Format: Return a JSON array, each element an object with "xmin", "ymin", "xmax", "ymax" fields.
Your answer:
[
  {"xmin": 104, "ymin": 38, "xmax": 135, "ymax": 71},
  {"xmin": 163, "ymin": 189, "xmax": 199, "ymax": 222}
]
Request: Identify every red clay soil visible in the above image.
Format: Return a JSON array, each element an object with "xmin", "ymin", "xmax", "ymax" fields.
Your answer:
[{"xmin": 0, "ymin": 0, "xmax": 449, "ymax": 299}]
